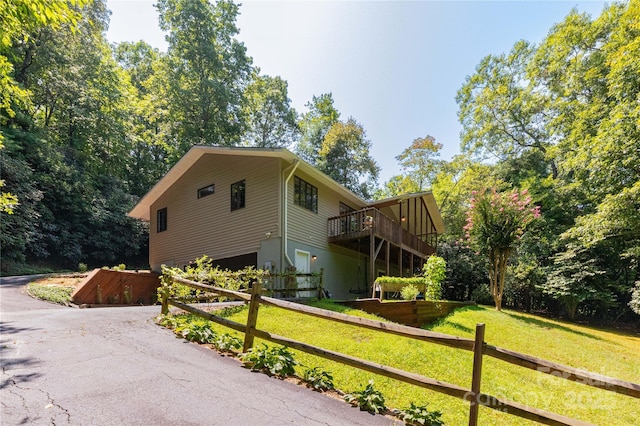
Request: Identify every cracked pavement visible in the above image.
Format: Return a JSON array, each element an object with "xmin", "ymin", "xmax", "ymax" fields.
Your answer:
[{"xmin": 0, "ymin": 275, "xmax": 400, "ymax": 425}]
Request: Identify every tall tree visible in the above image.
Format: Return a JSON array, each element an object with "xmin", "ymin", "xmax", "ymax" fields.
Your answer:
[
  {"xmin": 1, "ymin": 0, "xmax": 149, "ymax": 270},
  {"xmin": 156, "ymin": 0, "xmax": 253, "ymax": 161},
  {"xmin": 395, "ymin": 135, "xmax": 444, "ymax": 192},
  {"xmin": 241, "ymin": 74, "xmax": 299, "ymax": 148},
  {"xmin": 456, "ymin": 40, "xmax": 557, "ymax": 178},
  {"xmin": 318, "ymin": 118, "xmax": 379, "ymax": 199},
  {"xmin": 113, "ymin": 41, "xmax": 171, "ymax": 197},
  {"xmin": 296, "ymin": 93, "xmax": 339, "ymax": 164},
  {"xmin": 0, "ymin": 0, "xmax": 87, "ymax": 217}
]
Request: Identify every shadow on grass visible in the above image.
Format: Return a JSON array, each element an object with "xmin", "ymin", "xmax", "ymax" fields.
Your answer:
[
  {"xmin": 503, "ymin": 311, "xmax": 604, "ymax": 341},
  {"xmin": 308, "ymin": 300, "xmax": 353, "ymax": 314},
  {"xmin": 422, "ymin": 304, "xmax": 484, "ymax": 331}
]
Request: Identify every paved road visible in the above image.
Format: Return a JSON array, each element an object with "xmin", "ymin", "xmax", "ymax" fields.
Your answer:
[{"xmin": 1, "ymin": 275, "xmax": 399, "ymax": 425}]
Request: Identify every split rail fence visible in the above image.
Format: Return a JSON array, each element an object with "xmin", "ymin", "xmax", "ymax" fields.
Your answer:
[{"xmin": 160, "ymin": 276, "xmax": 640, "ymax": 426}]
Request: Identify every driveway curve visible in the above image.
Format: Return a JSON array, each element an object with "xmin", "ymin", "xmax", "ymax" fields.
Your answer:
[{"xmin": 1, "ymin": 275, "xmax": 399, "ymax": 425}]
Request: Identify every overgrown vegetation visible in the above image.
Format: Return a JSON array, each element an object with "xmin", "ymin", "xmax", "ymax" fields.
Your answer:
[
  {"xmin": 26, "ymin": 283, "xmax": 74, "ymax": 305},
  {"xmin": 376, "ymin": 255, "xmax": 447, "ymax": 301},
  {"xmin": 157, "ymin": 313, "xmax": 242, "ymax": 353},
  {"xmin": 159, "ymin": 255, "xmax": 265, "ymax": 302}
]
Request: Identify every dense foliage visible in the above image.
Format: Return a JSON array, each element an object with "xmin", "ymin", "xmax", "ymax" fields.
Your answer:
[
  {"xmin": 445, "ymin": 1, "xmax": 637, "ymax": 321},
  {"xmin": 1, "ymin": 0, "xmax": 637, "ymax": 324},
  {"xmin": 0, "ymin": 0, "xmax": 376, "ymax": 274},
  {"xmin": 378, "ymin": 1, "xmax": 639, "ymax": 322}
]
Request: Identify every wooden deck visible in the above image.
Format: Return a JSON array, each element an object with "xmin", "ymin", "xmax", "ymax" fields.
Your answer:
[{"xmin": 328, "ymin": 208, "xmax": 435, "ymax": 257}]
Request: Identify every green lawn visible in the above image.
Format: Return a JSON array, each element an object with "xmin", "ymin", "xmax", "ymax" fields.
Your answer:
[{"xmin": 173, "ymin": 302, "xmax": 640, "ymax": 425}]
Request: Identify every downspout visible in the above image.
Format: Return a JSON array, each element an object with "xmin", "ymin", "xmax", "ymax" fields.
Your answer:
[{"xmin": 281, "ymin": 160, "xmax": 300, "ymax": 269}]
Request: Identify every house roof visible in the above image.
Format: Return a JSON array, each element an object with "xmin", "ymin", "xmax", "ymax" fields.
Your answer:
[
  {"xmin": 127, "ymin": 145, "xmax": 365, "ymax": 221},
  {"xmin": 127, "ymin": 145, "xmax": 445, "ymax": 234},
  {"xmin": 369, "ymin": 192, "xmax": 446, "ymax": 234}
]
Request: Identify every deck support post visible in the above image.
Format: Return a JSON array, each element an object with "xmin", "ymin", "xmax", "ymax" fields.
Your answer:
[{"xmin": 369, "ymin": 232, "xmax": 376, "ymax": 296}]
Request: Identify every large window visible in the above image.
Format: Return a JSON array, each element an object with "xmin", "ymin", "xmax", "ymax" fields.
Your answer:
[
  {"xmin": 157, "ymin": 207, "xmax": 167, "ymax": 232},
  {"xmin": 294, "ymin": 176, "xmax": 318, "ymax": 213},
  {"xmin": 231, "ymin": 180, "xmax": 245, "ymax": 211}
]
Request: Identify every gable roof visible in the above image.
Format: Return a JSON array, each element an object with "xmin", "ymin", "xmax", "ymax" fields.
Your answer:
[
  {"xmin": 369, "ymin": 192, "xmax": 445, "ymax": 234},
  {"xmin": 127, "ymin": 145, "xmax": 365, "ymax": 221},
  {"xmin": 127, "ymin": 145, "xmax": 445, "ymax": 234}
]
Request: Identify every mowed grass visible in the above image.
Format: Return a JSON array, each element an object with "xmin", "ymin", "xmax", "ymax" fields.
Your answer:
[{"xmin": 192, "ymin": 302, "xmax": 640, "ymax": 425}]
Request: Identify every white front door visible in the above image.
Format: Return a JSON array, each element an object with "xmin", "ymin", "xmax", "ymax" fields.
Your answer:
[{"xmin": 295, "ymin": 250, "xmax": 311, "ymax": 297}]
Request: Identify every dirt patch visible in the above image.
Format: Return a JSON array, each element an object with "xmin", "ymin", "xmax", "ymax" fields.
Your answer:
[{"xmin": 32, "ymin": 274, "xmax": 88, "ymax": 288}]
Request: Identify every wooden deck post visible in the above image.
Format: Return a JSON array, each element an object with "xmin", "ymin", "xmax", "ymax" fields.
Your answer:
[
  {"xmin": 370, "ymin": 232, "xmax": 375, "ymax": 295},
  {"xmin": 468, "ymin": 323, "xmax": 486, "ymax": 426},
  {"xmin": 243, "ymin": 279, "xmax": 262, "ymax": 353}
]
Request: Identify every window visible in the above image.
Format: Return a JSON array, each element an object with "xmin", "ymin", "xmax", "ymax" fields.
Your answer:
[
  {"xmin": 197, "ymin": 184, "xmax": 215, "ymax": 199},
  {"xmin": 294, "ymin": 176, "xmax": 318, "ymax": 213},
  {"xmin": 339, "ymin": 202, "xmax": 355, "ymax": 215},
  {"xmin": 231, "ymin": 180, "xmax": 245, "ymax": 211},
  {"xmin": 157, "ymin": 207, "xmax": 167, "ymax": 232}
]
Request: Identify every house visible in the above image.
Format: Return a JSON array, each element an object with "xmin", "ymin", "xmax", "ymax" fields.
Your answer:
[{"xmin": 127, "ymin": 146, "xmax": 445, "ymax": 299}]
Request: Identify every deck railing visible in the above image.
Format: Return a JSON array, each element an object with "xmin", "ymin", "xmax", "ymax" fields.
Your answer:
[{"xmin": 327, "ymin": 207, "xmax": 434, "ymax": 255}]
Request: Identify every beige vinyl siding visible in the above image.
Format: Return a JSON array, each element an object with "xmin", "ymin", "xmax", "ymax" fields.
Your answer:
[
  {"xmin": 149, "ymin": 154, "xmax": 280, "ymax": 269},
  {"xmin": 287, "ymin": 169, "xmax": 366, "ymax": 251}
]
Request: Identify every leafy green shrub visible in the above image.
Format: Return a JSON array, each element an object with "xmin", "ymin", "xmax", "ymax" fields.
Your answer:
[
  {"xmin": 401, "ymin": 284, "xmax": 420, "ymax": 301},
  {"xmin": 302, "ymin": 367, "xmax": 334, "ymax": 391},
  {"xmin": 159, "ymin": 255, "xmax": 266, "ymax": 303},
  {"xmin": 214, "ymin": 333, "xmax": 242, "ymax": 353},
  {"xmin": 240, "ymin": 343, "xmax": 297, "ymax": 377},
  {"xmin": 344, "ymin": 380, "xmax": 386, "ymax": 414},
  {"xmin": 179, "ymin": 322, "xmax": 217, "ymax": 344},
  {"xmin": 423, "ymin": 256, "xmax": 446, "ymax": 300},
  {"xmin": 78, "ymin": 263, "xmax": 88, "ymax": 272},
  {"xmin": 156, "ymin": 314, "xmax": 180, "ymax": 329},
  {"xmin": 398, "ymin": 402, "xmax": 444, "ymax": 425}
]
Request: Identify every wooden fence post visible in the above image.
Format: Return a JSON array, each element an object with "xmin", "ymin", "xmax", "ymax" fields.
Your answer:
[
  {"xmin": 161, "ymin": 283, "xmax": 169, "ymax": 315},
  {"xmin": 468, "ymin": 323, "xmax": 486, "ymax": 426},
  {"xmin": 243, "ymin": 279, "xmax": 262, "ymax": 353},
  {"xmin": 318, "ymin": 268, "xmax": 324, "ymax": 299}
]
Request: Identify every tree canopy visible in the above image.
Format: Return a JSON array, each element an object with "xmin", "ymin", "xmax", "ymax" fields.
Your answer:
[{"xmin": 1, "ymin": 0, "xmax": 637, "ymax": 324}]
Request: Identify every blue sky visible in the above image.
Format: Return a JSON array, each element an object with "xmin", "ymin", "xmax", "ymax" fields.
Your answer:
[{"xmin": 106, "ymin": 0, "xmax": 609, "ymax": 183}]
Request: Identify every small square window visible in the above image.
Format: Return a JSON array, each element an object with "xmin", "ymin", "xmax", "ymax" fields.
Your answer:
[
  {"xmin": 231, "ymin": 180, "xmax": 245, "ymax": 211},
  {"xmin": 198, "ymin": 184, "xmax": 215, "ymax": 199},
  {"xmin": 157, "ymin": 207, "xmax": 167, "ymax": 232}
]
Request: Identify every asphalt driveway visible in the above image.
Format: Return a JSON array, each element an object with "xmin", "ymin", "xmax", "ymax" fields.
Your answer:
[{"xmin": 0, "ymin": 275, "xmax": 399, "ymax": 425}]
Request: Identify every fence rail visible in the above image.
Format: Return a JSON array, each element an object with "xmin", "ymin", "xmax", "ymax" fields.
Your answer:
[{"xmin": 161, "ymin": 276, "xmax": 639, "ymax": 426}]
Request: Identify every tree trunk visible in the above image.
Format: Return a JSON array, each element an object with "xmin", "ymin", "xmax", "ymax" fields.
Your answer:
[{"xmin": 489, "ymin": 248, "xmax": 510, "ymax": 311}]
